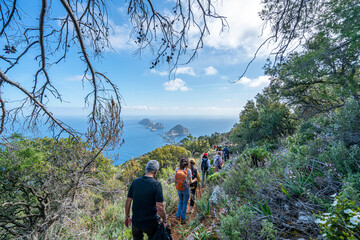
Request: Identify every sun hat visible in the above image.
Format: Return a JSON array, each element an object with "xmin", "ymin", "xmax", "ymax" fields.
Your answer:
[{"xmin": 190, "ymin": 158, "xmax": 196, "ymax": 164}]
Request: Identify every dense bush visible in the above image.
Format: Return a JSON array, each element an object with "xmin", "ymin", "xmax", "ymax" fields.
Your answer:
[
  {"xmin": 317, "ymin": 193, "xmax": 360, "ymax": 239},
  {"xmin": 241, "ymin": 147, "xmax": 271, "ymax": 167},
  {"xmin": 161, "ymin": 179, "xmax": 178, "ymax": 214},
  {"xmin": 219, "ymin": 205, "xmax": 259, "ymax": 239},
  {"xmin": 180, "ymin": 134, "xmax": 210, "ymax": 157},
  {"xmin": 332, "ymin": 99, "xmax": 360, "ymax": 146},
  {"xmin": 198, "ymin": 132, "xmax": 228, "ymax": 147},
  {"xmin": 145, "ymin": 145, "xmax": 189, "ymax": 169},
  {"xmin": 231, "ymin": 91, "xmax": 296, "ymax": 148},
  {"xmin": 318, "ymin": 141, "xmax": 360, "ymax": 175},
  {"xmin": 0, "ymin": 136, "xmax": 104, "ymax": 239}
]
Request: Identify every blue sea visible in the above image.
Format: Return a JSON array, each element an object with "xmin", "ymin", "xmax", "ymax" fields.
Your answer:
[
  {"xmin": 9, "ymin": 116, "xmax": 237, "ymax": 165},
  {"xmin": 111, "ymin": 117, "xmax": 237, "ymax": 165}
]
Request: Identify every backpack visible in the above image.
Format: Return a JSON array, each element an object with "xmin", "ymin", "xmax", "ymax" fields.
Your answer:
[
  {"xmin": 201, "ymin": 158, "xmax": 208, "ymax": 171},
  {"xmin": 175, "ymin": 169, "xmax": 188, "ymax": 191},
  {"xmin": 214, "ymin": 155, "xmax": 220, "ymax": 166},
  {"xmin": 190, "ymin": 168, "xmax": 198, "ymax": 188},
  {"xmin": 191, "ymin": 168, "xmax": 197, "ymax": 179},
  {"xmin": 154, "ymin": 223, "xmax": 173, "ymax": 240}
]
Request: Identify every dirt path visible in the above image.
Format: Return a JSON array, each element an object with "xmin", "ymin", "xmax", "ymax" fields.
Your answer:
[{"xmin": 168, "ymin": 186, "xmax": 205, "ymax": 240}]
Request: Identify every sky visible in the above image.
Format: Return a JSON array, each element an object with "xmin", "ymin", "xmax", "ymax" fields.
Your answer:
[{"xmin": 2, "ymin": 0, "xmax": 273, "ymax": 120}]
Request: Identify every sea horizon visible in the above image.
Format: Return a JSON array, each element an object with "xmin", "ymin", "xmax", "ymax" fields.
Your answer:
[{"xmin": 3, "ymin": 115, "xmax": 238, "ymax": 165}]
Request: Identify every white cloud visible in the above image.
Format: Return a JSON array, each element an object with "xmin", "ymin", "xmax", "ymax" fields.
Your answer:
[
  {"xmin": 108, "ymin": 22, "xmax": 135, "ymax": 51},
  {"xmin": 204, "ymin": 66, "xmax": 218, "ymax": 75},
  {"xmin": 150, "ymin": 69, "xmax": 168, "ymax": 76},
  {"xmin": 175, "ymin": 67, "xmax": 196, "ymax": 76},
  {"xmin": 123, "ymin": 105, "xmax": 155, "ymax": 111},
  {"xmin": 221, "ymin": 75, "xmax": 229, "ymax": 81},
  {"xmin": 121, "ymin": 105, "xmax": 241, "ymax": 117},
  {"xmin": 238, "ymin": 75, "xmax": 270, "ymax": 88},
  {"xmin": 202, "ymin": 0, "xmax": 270, "ymax": 56},
  {"xmin": 66, "ymin": 74, "xmax": 89, "ymax": 81},
  {"xmin": 163, "ymin": 78, "xmax": 191, "ymax": 91}
]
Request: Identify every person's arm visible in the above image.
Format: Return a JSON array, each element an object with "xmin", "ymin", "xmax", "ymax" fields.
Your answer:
[
  {"xmin": 188, "ymin": 169, "xmax": 197, "ymax": 184},
  {"xmin": 174, "ymin": 168, "xmax": 178, "ymax": 183},
  {"xmin": 124, "ymin": 197, "xmax": 132, "ymax": 228},
  {"xmin": 196, "ymin": 170, "xmax": 201, "ymax": 183},
  {"xmin": 156, "ymin": 202, "xmax": 167, "ymax": 228}
]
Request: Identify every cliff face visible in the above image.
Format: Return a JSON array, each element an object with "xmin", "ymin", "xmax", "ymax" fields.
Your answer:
[{"xmin": 166, "ymin": 124, "xmax": 190, "ymax": 136}]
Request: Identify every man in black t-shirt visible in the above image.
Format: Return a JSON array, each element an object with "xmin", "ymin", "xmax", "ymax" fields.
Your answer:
[{"xmin": 125, "ymin": 160, "xmax": 167, "ymax": 240}]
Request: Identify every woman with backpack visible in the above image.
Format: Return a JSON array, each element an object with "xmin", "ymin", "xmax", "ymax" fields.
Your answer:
[
  {"xmin": 200, "ymin": 153, "xmax": 210, "ymax": 188},
  {"xmin": 174, "ymin": 157, "xmax": 197, "ymax": 224},
  {"xmin": 213, "ymin": 151, "xmax": 223, "ymax": 171},
  {"xmin": 189, "ymin": 158, "xmax": 201, "ymax": 214}
]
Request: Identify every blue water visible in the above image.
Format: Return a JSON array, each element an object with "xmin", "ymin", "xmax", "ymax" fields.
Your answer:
[
  {"xmin": 8, "ymin": 116, "xmax": 237, "ymax": 165},
  {"xmin": 111, "ymin": 117, "xmax": 237, "ymax": 164}
]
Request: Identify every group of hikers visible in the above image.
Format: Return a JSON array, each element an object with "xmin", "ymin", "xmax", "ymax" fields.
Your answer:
[{"xmin": 124, "ymin": 146, "xmax": 231, "ymax": 240}]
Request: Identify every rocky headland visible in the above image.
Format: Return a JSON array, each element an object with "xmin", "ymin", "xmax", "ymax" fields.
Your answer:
[
  {"xmin": 138, "ymin": 118, "xmax": 164, "ymax": 131},
  {"xmin": 166, "ymin": 124, "xmax": 190, "ymax": 136}
]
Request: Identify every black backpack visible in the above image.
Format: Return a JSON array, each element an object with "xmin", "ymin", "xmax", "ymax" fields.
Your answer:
[
  {"xmin": 190, "ymin": 168, "xmax": 198, "ymax": 188},
  {"xmin": 154, "ymin": 223, "xmax": 172, "ymax": 240},
  {"xmin": 201, "ymin": 158, "xmax": 208, "ymax": 171}
]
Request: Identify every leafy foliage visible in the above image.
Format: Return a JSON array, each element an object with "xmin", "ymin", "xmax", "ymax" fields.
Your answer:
[
  {"xmin": 266, "ymin": 0, "xmax": 360, "ymax": 117},
  {"xmin": 241, "ymin": 147, "xmax": 271, "ymax": 167},
  {"xmin": 139, "ymin": 145, "xmax": 190, "ymax": 177},
  {"xmin": 180, "ymin": 134, "xmax": 211, "ymax": 157},
  {"xmin": 231, "ymin": 91, "xmax": 295, "ymax": 147},
  {"xmin": 198, "ymin": 132, "xmax": 229, "ymax": 147},
  {"xmin": 317, "ymin": 194, "xmax": 360, "ymax": 239},
  {"xmin": 0, "ymin": 136, "xmax": 110, "ymax": 239}
]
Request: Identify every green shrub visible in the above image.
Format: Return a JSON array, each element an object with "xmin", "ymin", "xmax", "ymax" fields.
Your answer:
[
  {"xmin": 196, "ymin": 193, "xmax": 211, "ymax": 219},
  {"xmin": 207, "ymin": 171, "xmax": 226, "ymax": 184},
  {"xmin": 192, "ymin": 224, "xmax": 218, "ymax": 240},
  {"xmin": 332, "ymin": 99, "xmax": 360, "ymax": 146},
  {"xmin": 180, "ymin": 134, "xmax": 211, "ymax": 157},
  {"xmin": 241, "ymin": 147, "xmax": 271, "ymax": 167},
  {"xmin": 222, "ymin": 162, "xmax": 259, "ymax": 198},
  {"xmin": 341, "ymin": 173, "xmax": 360, "ymax": 202},
  {"xmin": 219, "ymin": 205, "xmax": 258, "ymax": 239},
  {"xmin": 261, "ymin": 139, "xmax": 278, "ymax": 152},
  {"xmin": 260, "ymin": 219, "xmax": 278, "ymax": 240},
  {"xmin": 318, "ymin": 141, "xmax": 360, "ymax": 175},
  {"xmin": 316, "ymin": 194, "xmax": 360, "ymax": 239},
  {"xmin": 283, "ymin": 169, "xmax": 314, "ymax": 197},
  {"xmin": 160, "ymin": 179, "xmax": 178, "ymax": 214}
]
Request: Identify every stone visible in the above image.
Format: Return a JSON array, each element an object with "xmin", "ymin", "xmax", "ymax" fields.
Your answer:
[
  {"xmin": 209, "ymin": 186, "xmax": 225, "ymax": 206},
  {"xmin": 297, "ymin": 214, "xmax": 315, "ymax": 224},
  {"xmin": 284, "ymin": 204, "xmax": 290, "ymax": 211}
]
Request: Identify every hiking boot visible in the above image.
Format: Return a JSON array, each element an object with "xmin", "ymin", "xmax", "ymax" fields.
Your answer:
[
  {"xmin": 181, "ymin": 216, "xmax": 189, "ymax": 224},
  {"xmin": 176, "ymin": 217, "xmax": 180, "ymax": 221}
]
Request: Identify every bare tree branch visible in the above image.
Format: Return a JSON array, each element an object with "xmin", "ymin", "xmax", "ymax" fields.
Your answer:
[{"xmin": 0, "ymin": 69, "xmax": 77, "ymax": 139}]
